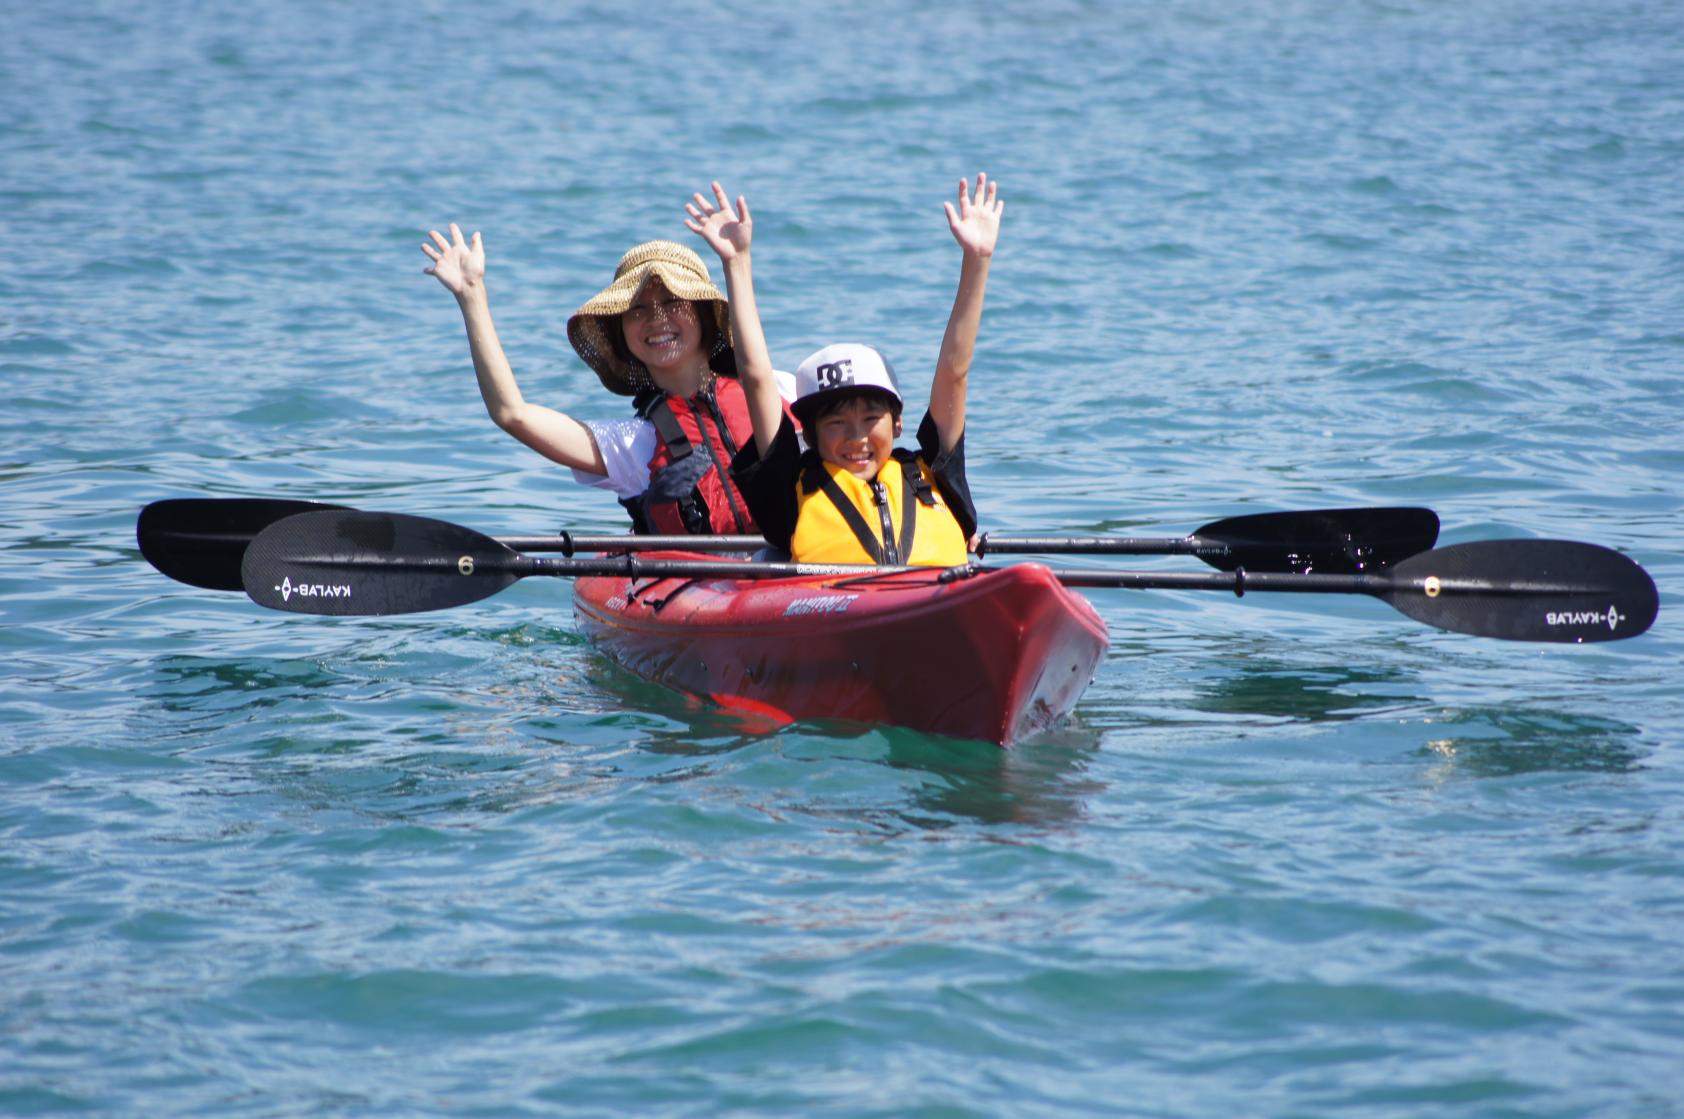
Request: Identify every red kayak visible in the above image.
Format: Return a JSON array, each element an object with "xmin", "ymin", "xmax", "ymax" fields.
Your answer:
[{"xmin": 572, "ymin": 553, "xmax": 1109, "ymax": 746}]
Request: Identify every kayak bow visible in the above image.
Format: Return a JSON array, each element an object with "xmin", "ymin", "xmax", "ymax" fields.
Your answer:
[{"xmin": 572, "ymin": 553, "xmax": 1110, "ymax": 745}]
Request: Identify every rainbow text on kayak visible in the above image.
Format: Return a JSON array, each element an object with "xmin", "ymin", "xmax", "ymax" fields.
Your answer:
[{"xmin": 784, "ymin": 594, "xmax": 859, "ymax": 617}]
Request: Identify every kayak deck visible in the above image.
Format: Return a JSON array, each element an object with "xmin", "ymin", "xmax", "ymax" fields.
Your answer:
[{"xmin": 573, "ymin": 553, "xmax": 1109, "ymax": 746}]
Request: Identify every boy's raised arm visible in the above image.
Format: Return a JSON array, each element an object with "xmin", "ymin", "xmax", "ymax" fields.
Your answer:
[
  {"xmin": 686, "ymin": 182, "xmax": 782, "ymax": 456},
  {"xmin": 930, "ymin": 173, "xmax": 1003, "ymax": 455}
]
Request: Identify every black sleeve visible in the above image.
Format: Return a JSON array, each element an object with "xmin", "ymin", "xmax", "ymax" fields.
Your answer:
[
  {"xmin": 914, "ymin": 411, "xmax": 978, "ymax": 540},
  {"xmin": 730, "ymin": 413, "xmax": 804, "ymax": 552}
]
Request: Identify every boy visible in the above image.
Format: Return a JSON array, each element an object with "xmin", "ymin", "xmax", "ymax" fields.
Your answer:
[{"xmin": 684, "ymin": 174, "xmax": 1002, "ymax": 565}]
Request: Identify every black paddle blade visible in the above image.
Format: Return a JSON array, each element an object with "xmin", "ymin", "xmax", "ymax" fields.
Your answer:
[
  {"xmin": 138, "ymin": 498, "xmax": 352, "ymax": 591},
  {"xmin": 242, "ymin": 511, "xmax": 522, "ymax": 616},
  {"xmin": 1382, "ymin": 539, "xmax": 1658, "ymax": 642},
  {"xmin": 1196, "ymin": 506, "xmax": 1439, "ymax": 574}
]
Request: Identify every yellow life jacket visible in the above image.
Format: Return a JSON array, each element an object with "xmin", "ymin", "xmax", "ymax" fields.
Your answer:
[{"xmin": 790, "ymin": 450, "xmax": 969, "ymax": 566}]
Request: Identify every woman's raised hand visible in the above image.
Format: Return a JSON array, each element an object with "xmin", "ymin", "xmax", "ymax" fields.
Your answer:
[
  {"xmin": 685, "ymin": 182, "xmax": 752, "ymax": 263},
  {"xmin": 943, "ymin": 173, "xmax": 1003, "ymax": 259},
  {"xmin": 421, "ymin": 223, "xmax": 486, "ymax": 297}
]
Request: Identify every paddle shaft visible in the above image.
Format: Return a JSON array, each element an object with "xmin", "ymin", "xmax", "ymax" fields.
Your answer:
[
  {"xmin": 243, "ymin": 510, "xmax": 1656, "ymax": 643},
  {"xmin": 259, "ymin": 551, "xmax": 1421, "ymax": 604},
  {"xmin": 144, "ymin": 524, "xmax": 1308, "ymax": 565},
  {"xmin": 271, "ymin": 551, "xmax": 920, "ymax": 582},
  {"xmin": 508, "ymin": 510, "xmax": 1443, "ymax": 564},
  {"xmin": 139, "ymin": 499, "xmax": 1443, "ymax": 594},
  {"xmin": 503, "ymin": 532, "xmax": 1295, "ymax": 558},
  {"xmin": 312, "ymin": 552, "xmax": 1589, "ymax": 600},
  {"xmin": 1053, "ymin": 567, "xmax": 1544, "ymax": 595}
]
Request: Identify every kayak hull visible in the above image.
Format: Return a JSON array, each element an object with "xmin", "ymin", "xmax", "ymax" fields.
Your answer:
[{"xmin": 573, "ymin": 555, "xmax": 1109, "ymax": 746}]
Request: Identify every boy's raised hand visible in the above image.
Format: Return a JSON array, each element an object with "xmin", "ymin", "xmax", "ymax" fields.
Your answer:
[
  {"xmin": 943, "ymin": 173, "xmax": 1003, "ymax": 258},
  {"xmin": 685, "ymin": 182, "xmax": 753, "ymax": 263},
  {"xmin": 421, "ymin": 223, "xmax": 485, "ymax": 298}
]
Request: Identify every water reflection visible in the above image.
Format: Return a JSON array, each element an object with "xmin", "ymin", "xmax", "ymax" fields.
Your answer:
[
  {"xmin": 574, "ymin": 658, "xmax": 789, "ymax": 752},
  {"xmin": 1186, "ymin": 653, "xmax": 1422, "ymax": 724},
  {"xmin": 1161, "ymin": 648, "xmax": 1647, "ymax": 776},
  {"xmin": 578, "ymin": 655, "xmax": 1104, "ymax": 829},
  {"xmin": 148, "ymin": 654, "xmax": 348, "ymax": 715},
  {"xmin": 882, "ymin": 726, "xmax": 1104, "ymax": 829},
  {"xmin": 138, "ymin": 634, "xmax": 615, "ymax": 821},
  {"xmin": 1418, "ymin": 708, "xmax": 1646, "ymax": 778}
]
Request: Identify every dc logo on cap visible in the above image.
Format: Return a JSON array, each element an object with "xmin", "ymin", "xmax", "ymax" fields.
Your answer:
[{"xmin": 815, "ymin": 360, "xmax": 855, "ymax": 388}]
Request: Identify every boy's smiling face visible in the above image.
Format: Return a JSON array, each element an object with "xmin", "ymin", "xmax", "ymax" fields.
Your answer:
[{"xmin": 814, "ymin": 395, "xmax": 901, "ymax": 479}]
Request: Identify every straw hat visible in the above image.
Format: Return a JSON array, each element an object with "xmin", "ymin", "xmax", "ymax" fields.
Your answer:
[{"xmin": 566, "ymin": 240, "xmax": 732, "ymax": 396}]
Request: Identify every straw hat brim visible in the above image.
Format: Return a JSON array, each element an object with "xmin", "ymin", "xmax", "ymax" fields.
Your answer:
[{"xmin": 566, "ymin": 251, "xmax": 732, "ymax": 396}]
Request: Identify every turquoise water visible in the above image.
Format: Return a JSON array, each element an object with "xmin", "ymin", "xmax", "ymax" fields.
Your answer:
[{"xmin": 4, "ymin": 0, "xmax": 1682, "ymax": 1114}]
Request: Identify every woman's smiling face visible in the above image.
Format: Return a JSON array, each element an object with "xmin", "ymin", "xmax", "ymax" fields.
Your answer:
[{"xmin": 620, "ymin": 278, "xmax": 702, "ymax": 378}]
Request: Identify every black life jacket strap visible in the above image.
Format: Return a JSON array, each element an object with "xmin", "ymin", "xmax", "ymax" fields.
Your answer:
[
  {"xmin": 892, "ymin": 449, "xmax": 934, "ymax": 562},
  {"xmin": 633, "ymin": 390, "xmax": 694, "ymax": 461},
  {"xmin": 618, "ymin": 493, "xmax": 652, "ymax": 535},
  {"xmin": 802, "ymin": 452, "xmax": 937, "ymax": 565},
  {"xmin": 631, "ymin": 387, "xmax": 748, "ymax": 535},
  {"xmin": 804, "ymin": 461, "xmax": 889, "ymax": 565}
]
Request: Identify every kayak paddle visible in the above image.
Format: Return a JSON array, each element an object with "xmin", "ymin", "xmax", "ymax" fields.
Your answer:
[
  {"xmin": 1047, "ymin": 539, "xmax": 1658, "ymax": 643},
  {"xmin": 973, "ymin": 505, "xmax": 1440, "ymax": 572},
  {"xmin": 240, "ymin": 510, "xmax": 1656, "ymax": 643},
  {"xmin": 137, "ymin": 498, "xmax": 353, "ymax": 591},
  {"xmin": 139, "ymin": 497, "xmax": 1439, "ymax": 589}
]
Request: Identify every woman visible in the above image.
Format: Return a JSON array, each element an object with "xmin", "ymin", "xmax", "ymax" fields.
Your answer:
[{"xmin": 422, "ymin": 224, "xmax": 782, "ymax": 534}]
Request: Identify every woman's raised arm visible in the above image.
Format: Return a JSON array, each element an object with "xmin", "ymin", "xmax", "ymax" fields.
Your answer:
[{"xmin": 422, "ymin": 223, "xmax": 605, "ymax": 474}]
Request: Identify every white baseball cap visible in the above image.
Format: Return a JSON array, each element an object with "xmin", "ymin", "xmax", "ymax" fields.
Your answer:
[{"xmin": 791, "ymin": 343, "xmax": 903, "ymax": 426}]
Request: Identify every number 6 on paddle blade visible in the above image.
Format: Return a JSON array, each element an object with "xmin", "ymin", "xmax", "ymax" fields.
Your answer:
[
  {"xmin": 1381, "ymin": 540, "xmax": 1658, "ymax": 642},
  {"xmin": 241, "ymin": 511, "xmax": 520, "ymax": 616}
]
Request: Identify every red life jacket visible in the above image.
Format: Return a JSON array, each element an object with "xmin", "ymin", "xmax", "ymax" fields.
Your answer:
[{"xmin": 620, "ymin": 374, "xmax": 759, "ymax": 536}]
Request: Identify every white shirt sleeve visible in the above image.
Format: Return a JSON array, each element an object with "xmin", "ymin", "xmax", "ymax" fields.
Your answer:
[
  {"xmin": 569, "ymin": 373, "xmax": 796, "ymax": 501},
  {"xmin": 571, "ymin": 418, "xmax": 659, "ymax": 500},
  {"xmin": 773, "ymin": 369, "xmax": 797, "ymax": 404}
]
